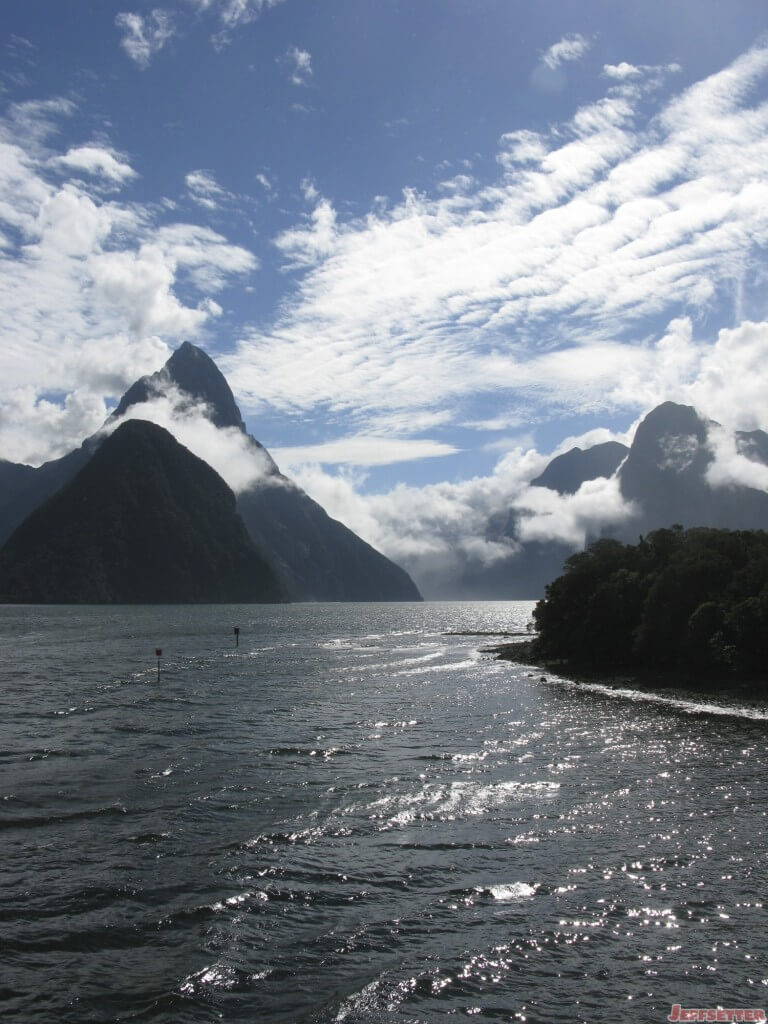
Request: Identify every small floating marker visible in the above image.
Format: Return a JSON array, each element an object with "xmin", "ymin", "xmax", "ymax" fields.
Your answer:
[
  {"xmin": 234, "ymin": 626, "xmax": 240, "ymax": 648},
  {"xmin": 155, "ymin": 648, "xmax": 162, "ymax": 682}
]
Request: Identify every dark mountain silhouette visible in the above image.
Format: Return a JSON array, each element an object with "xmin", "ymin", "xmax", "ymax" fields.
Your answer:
[
  {"xmin": 0, "ymin": 343, "xmax": 421, "ymax": 602},
  {"xmin": 0, "ymin": 420, "xmax": 284, "ymax": 604},
  {"xmin": 0, "ymin": 440, "xmax": 99, "ymax": 548},
  {"xmin": 237, "ymin": 482, "xmax": 420, "ymax": 601},
  {"xmin": 0, "ymin": 459, "xmax": 35, "ymax": 492},
  {"xmin": 531, "ymin": 441, "xmax": 628, "ymax": 495}
]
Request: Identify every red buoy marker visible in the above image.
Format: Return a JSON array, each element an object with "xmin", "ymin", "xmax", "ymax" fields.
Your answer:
[
  {"xmin": 234, "ymin": 627, "xmax": 240, "ymax": 648},
  {"xmin": 155, "ymin": 647, "xmax": 162, "ymax": 682}
]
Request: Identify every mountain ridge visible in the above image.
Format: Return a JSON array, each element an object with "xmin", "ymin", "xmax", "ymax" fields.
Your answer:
[
  {"xmin": 0, "ymin": 344, "xmax": 422, "ymax": 602},
  {"xmin": 0, "ymin": 419, "xmax": 285, "ymax": 604}
]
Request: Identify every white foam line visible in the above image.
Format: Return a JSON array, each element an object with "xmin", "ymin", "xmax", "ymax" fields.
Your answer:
[
  {"xmin": 359, "ymin": 650, "xmax": 446, "ymax": 671},
  {"xmin": 554, "ymin": 678, "xmax": 768, "ymax": 722},
  {"xmin": 394, "ymin": 657, "xmax": 478, "ymax": 677}
]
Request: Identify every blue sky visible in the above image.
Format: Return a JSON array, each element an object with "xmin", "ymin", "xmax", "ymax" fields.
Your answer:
[{"xmin": 3, "ymin": 1, "xmax": 768, "ymax": 586}]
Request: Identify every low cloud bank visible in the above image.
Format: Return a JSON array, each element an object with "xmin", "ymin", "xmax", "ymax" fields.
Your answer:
[
  {"xmin": 106, "ymin": 384, "xmax": 276, "ymax": 492},
  {"xmin": 286, "ymin": 404, "xmax": 768, "ymax": 594},
  {"xmin": 287, "ymin": 442, "xmax": 640, "ymax": 594}
]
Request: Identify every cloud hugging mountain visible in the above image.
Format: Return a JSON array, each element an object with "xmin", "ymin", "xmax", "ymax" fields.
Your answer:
[
  {"xmin": 1, "ymin": 342, "xmax": 767, "ymax": 603},
  {"xmin": 0, "ymin": 344, "xmax": 421, "ymax": 604}
]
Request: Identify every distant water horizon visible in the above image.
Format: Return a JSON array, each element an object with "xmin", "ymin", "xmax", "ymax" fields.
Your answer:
[{"xmin": 2, "ymin": 602, "xmax": 767, "ymax": 1023}]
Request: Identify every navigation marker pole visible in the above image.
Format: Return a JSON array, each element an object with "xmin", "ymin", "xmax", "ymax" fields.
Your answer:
[
  {"xmin": 234, "ymin": 627, "xmax": 240, "ymax": 648},
  {"xmin": 155, "ymin": 647, "xmax": 162, "ymax": 682}
]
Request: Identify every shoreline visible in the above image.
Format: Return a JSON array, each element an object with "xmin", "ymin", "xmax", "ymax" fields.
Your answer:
[{"xmin": 483, "ymin": 640, "xmax": 768, "ymax": 706}]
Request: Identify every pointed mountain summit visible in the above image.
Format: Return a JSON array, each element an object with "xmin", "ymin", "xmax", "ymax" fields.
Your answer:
[
  {"xmin": 112, "ymin": 340, "xmax": 247, "ymax": 432},
  {"xmin": 618, "ymin": 401, "xmax": 768, "ymax": 533},
  {"xmin": 0, "ymin": 342, "xmax": 269, "ymax": 549},
  {"xmin": 0, "ymin": 343, "xmax": 421, "ymax": 602}
]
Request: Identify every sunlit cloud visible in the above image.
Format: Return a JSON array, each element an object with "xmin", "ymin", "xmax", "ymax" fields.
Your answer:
[
  {"xmin": 0, "ymin": 100, "xmax": 258, "ymax": 463},
  {"xmin": 224, "ymin": 43, "xmax": 768, "ymax": 445},
  {"xmin": 53, "ymin": 145, "xmax": 137, "ymax": 184},
  {"xmin": 542, "ymin": 33, "xmax": 592, "ymax": 70},
  {"xmin": 106, "ymin": 386, "xmax": 276, "ymax": 492},
  {"xmin": 273, "ymin": 435, "xmax": 459, "ymax": 469},
  {"xmin": 188, "ymin": 0, "xmax": 286, "ymax": 47},
  {"xmin": 115, "ymin": 9, "xmax": 176, "ymax": 67}
]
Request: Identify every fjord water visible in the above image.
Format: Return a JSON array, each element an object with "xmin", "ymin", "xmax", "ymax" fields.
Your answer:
[{"xmin": 2, "ymin": 603, "xmax": 767, "ymax": 1024}]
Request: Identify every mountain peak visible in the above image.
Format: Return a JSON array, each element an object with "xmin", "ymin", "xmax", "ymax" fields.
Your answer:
[
  {"xmin": 625, "ymin": 402, "xmax": 710, "ymax": 477},
  {"xmin": 531, "ymin": 441, "xmax": 629, "ymax": 495},
  {"xmin": 112, "ymin": 342, "xmax": 246, "ymax": 432}
]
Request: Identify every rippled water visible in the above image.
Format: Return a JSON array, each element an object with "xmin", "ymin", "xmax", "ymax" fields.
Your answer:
[{"xmin": 1, "ymin": 602, "xmax": 767, "ymax": 1023}]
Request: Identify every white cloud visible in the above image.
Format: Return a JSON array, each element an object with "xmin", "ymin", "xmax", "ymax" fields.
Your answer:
[
  {"xmin": 187, "ymin": 0, "xmax": 286, "ymax": 47},
  {"xmin": 603, "ymin": 62, "xmax": 642, "ymax": 81},
  {"xmin": 106, "ymin": 386, "xmax": 276, "ymax": 492},
  {"xmin": 611, "ymin": 317, "xmax": 768, "ymax": 437},
  {"xmin": 283, "ymin": 46, "xmax": 313, "ymax": 87},
  {"xmin": 188, "ymin": 0, "xmax": 284, "ymax": 27},
  {"xmin": 54, "ymin": 145, "xmax": 137, "ymax": 184},
  {"xmin": 286, "ymin": 442, "xmax": 639, "ymax": 594},
  {"xmin": 497, "ymin": 129, "xmax": 549, "ymax": 168},
  {"xmin": 0, "ymin": 386, "xmax": 110, "ymax": 465},
  {"xmin": 89, "ymin": 247, "xmax": 211, "ymax": 339},
  {"xmin": 274, "ymin": 191, "xmax": 338, "ymax": 267},
  {"xmin": 153, "ymin": 223, "xmax": 258, "ymax": 288},
  {"xmin": 707, "ymin": 424, "xmax": 768, "ymax": 492},
  {"xmin": 602, "ymin": 61, "xmax": 681, "ymax": 81},
  {"xmin": 273, "ymin": 435, "xmax": 459, "ymax": 469},
  {"xmin": 185, "ymin": 169, "xmax": 230, "ymax": 209},
  {"xmin": 0, "ymin": 100, "xmax": 258, "ymax": 464},
  {"xmin": 514, "ymin": 475, "xmax": 638, "ymax": 548},
  {"xmin": 542, "ymin": 33, "xmax": 591, "ymax": 71},
  {"xmin": 221, "ymin": 42, "xmax": 768, "ymax": 445},
  {"xmin": 115, "ymin": 10, "xmax": 175, "ymax": 68}
]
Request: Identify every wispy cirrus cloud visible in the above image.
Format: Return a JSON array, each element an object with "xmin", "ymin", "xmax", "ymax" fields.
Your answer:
[
  {"xmin": 187, "ymin": 0, "xmax": 286, "ymax": 47},
  {"xmin": 603, "ymin": 61, "xmax": 682, "ymax": 81},
  {"xmin": 224, "ymin": 43, "xmax": 768, "ymax": 443},
  {"xmin": 115, "ymin": 9, "xmax": 176, "ymax": 67},
  {"xmin": 273, "ymin": 435, "xmax": 459, "ymax": 469},
  {"xmin": 185, "ymin": 168, "xmax": 234, "ymax": 209},
  {"xmin": 542, "ymin": 33, "xmax": 592, "ymax": 70},
  {"xmin": 187, "ymin": 0, "xmax": 284, "ymax": 28}
]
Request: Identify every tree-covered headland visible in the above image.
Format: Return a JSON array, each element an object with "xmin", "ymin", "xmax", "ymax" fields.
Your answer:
[{"xmin": 530, "ymin": 527, "xmax": 768, "ymax": 686}]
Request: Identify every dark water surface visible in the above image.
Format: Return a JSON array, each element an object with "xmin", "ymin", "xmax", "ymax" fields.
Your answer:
[{"xmin": 1, "ymin": 602, "xmax": 767, "ymax": 1023}]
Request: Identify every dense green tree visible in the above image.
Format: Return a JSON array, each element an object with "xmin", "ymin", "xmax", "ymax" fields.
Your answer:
[{"xmin": 531, "ymin": 527, "xmax": 768, "ymax": 684}]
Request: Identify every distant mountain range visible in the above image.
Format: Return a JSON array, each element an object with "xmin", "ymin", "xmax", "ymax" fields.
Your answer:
[
  {"xmin": 434, "ymin": 401, "xmax": 768, "ymax": 599},
  {"xmin": 0, "ymin": 343, "xmax": 421, "ymax": 604},
  {"xmin": 2, "ymin": 343, "xmax": 766, "ymax": 603},
  {"xmin": 530, "ymin": 441, "xmax": 628, "ymax": 495}
]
